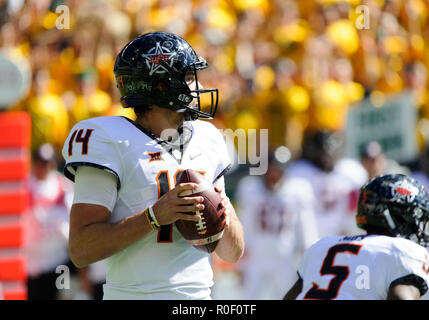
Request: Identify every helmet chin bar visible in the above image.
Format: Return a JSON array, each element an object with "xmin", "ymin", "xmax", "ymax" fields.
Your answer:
[
  {"xmin": 185, "ymin": 111, "xmax": 198, "ymax": 121},
  {"xmin": 186, "ymin": 87, "xmax": 219, "ymax": 120},
  {"xmin": 182, "ymin": 61, "xmax": 219, "ymax": 120}
]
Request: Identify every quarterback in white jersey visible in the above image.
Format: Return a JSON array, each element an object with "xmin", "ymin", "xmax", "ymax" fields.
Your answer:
[
  {"xmin": 237, "ymin": 153, "xmax": 319, "ymax": 299},
  {"xmin": 284, "ymin": 174, "xmax": 429, "ymax": 300},
  {"xmin": 62, "ymin": 32, "xmax": 244, "ymax": 299}
]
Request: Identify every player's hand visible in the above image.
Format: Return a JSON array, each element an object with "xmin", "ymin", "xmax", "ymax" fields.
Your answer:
[
  {"xmin": 152, "ymin": 183, "xmax": 204, "ymax": 225},
  {"xmin": 214, "ymin": 186, "xmax": 231, "ymax": 228}
]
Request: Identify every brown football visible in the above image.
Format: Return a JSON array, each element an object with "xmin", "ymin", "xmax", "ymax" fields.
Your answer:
[{"xmin": 175, "ymin": 169, "xmax": 226, "ymax": 253}]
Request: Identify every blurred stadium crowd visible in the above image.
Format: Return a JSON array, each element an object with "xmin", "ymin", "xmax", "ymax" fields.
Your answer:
[
  {"xmin": 4, "ymin": 0, "xmax": 429, "ymax": 153},
  {"xmin": 3, "ymin": 0, "xmax": 429, "ymax": 300}
]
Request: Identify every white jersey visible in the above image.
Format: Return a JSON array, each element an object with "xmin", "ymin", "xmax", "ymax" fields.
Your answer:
[
  {"xmin": 62, "ymin": 116, "xmax": 231, "ymax": 299},
  {"xmin": 237, "ymin": 176, "xmax": 318, "ymax": 260},
  {"xmin": 297, "ymin": 235, "xmax": 429, "ymax": 300},
  {"xmin": 286, "ymin": 159, "xmax": 368, "ymax": 237},
  {"xmin": 236, "ymin": 175, "xmax": 319, "ymax": 299}
]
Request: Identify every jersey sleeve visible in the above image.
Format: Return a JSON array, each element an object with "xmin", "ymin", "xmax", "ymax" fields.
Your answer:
[
  {"xmin": 62, "ymin": 119, "xmax": 122, "ymax": 189},
  {"xmin": 73, "ymin": 166, "xmax": 118, "ymax": 211},
  {"xmin": 388, "ymin": 242, "xmax": 429, "ymax": 296}
]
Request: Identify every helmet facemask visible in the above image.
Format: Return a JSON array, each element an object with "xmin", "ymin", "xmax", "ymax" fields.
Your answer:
[
  {"xmin": 178, "ymin": 58, "xmax": 218, "ymax": 121},
  {"xmin": 410, "ymin": 206, "xmax": 429, "ymax": 247},
  {"xmin": 386, "ymin": 194, "xmax": 429, "ymax": 247}
]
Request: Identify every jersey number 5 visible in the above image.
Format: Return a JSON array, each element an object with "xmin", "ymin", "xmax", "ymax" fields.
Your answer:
[
  {"xmin": 304, "ymin": 243, "xmax": 362, "ymax": 300},
  {"xmin": 68, "ymin": 129, "xmax": 94, "ymax": 156}
]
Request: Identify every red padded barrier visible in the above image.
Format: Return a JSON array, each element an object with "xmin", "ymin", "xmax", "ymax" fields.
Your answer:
[
  {"xmin": 0, "ymin": 157, "xmax": 30, "ymax": 181},
  {"xmin": 2, "ymin": 282, "xmax": 27, "ymax": 300},
  {"xmin": 0, "ymin": 189, "xmax": 29, "ymax": 214},
  {"xmin": 0, "ymin": 112, "xmax": 31, "ymax": 148},
  {"xmin": 0, "ymin": 221, "xmax": 24, "ymax": 248},
  {"xmin": 0, "ymin": 254, "xmax": 27, "ymax": 281}
]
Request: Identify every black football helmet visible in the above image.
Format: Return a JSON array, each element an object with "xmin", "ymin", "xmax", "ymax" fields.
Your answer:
[
  {"xmin": 356, "ymin": 174, "xmax": 429, "ymax": 247},
  {"xmin": 114, "ymin": 32, "xmax": 218, "ymax": 120}
]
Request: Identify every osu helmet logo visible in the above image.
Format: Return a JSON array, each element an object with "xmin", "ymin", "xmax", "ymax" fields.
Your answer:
[
  {"xmin": 391, "ymin": 180, "xmax": 419, "ymax": 202},
  {"xmin": 142, "ymin": 41, "xmax": 177, "ymax": 76}
]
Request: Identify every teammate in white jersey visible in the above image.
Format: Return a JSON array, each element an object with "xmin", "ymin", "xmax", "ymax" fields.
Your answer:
[
  {"xmin": 62, "ymin": 32, "xmax": 245, "ymax": 300},
  {"xmin": 237, "ymin": 152, "xmax": 319, "ymax": 299},
  {"xmin": 286, "ymin": 130, "xmax": 368, "ymax": 237},
  {"xmin": 284, "ymin": 174, "xmax": 429, "ymax": 300}
]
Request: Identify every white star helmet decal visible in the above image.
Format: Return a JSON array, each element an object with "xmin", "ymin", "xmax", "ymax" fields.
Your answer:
[{"xmin": 141, "ymin": 42, "xmax": 177, "ymax": 76}]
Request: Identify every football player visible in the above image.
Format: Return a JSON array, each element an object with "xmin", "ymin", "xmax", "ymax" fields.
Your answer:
[
  {"xmin": 284, "ymin": 174, "xmax": 429, "ymax": 300},
  {"xmin": 286, "ymin": 130, "xmax": 368, "ymax": 237},
  {"xmin": 237, "ymin": 151, "xmax": 319, "ymax": 299},
  {"xmin": 62, "ymin": 32, "xmax": 244, "ymax": 300}
]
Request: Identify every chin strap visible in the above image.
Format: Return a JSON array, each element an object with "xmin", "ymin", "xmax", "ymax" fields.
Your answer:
[{"xmin": 185, "ymin": 110, "xmax": 199, "ymax": 121}]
